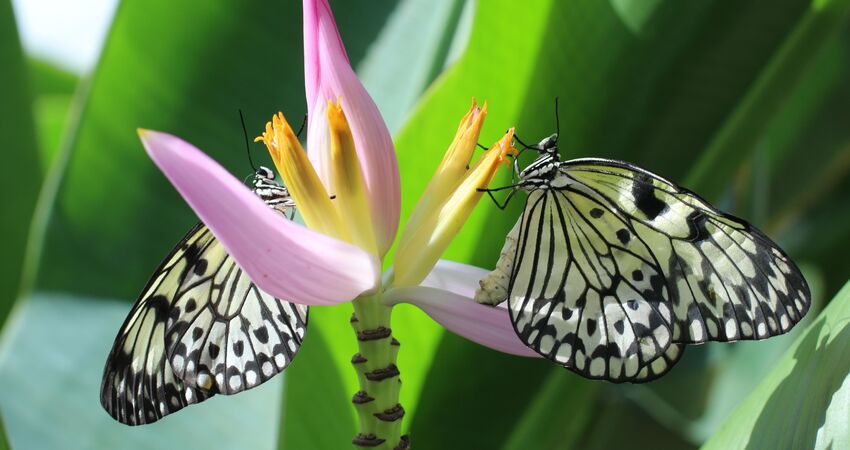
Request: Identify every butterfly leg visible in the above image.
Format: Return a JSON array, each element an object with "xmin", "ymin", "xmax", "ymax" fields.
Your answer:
[{"xmin": 479, "ymin": 184, "xmax": 521, "ymax": 210}]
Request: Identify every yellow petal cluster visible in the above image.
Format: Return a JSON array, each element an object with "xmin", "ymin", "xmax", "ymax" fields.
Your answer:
[
  {"xmin": 394, "ymin": 118, "xmax": 517, "ymax": 287},
  {"xmin": 255, "ymin": 113, "xmax": 348, "ymax": 243},
  {"xmin": 326, "ymin": 98, "xmax": 378, "ymax": 255}
]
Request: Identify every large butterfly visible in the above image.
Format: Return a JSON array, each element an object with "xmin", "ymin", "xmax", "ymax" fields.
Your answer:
[
  {"xmin": 101, "ymin": 166, "xmax": 308, "ymax": 425},
  {"xmin": 475, "ymin": 134, "xmax": 810, "ymax": 383}
]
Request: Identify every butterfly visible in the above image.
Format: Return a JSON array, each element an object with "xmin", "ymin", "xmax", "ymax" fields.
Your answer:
[
  {"xmin": 100, "ymin": 166, "xmax": 308, "ymax": 425},
  {"xmin": 475, "ymin": 133, "xmax": 810, "ymax": 383}
]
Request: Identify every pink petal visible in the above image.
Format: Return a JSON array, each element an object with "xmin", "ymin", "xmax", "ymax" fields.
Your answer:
[
  {"xmin": 303, "ymin": 0, "xmax": 400, "ymax": 255},
  {"xmin": 383, "ymin": 286, "xmax": 540, "ymax": 358},
  {"xmin": 302, "ymin": 0, "xmax": 348, "ymax": 115},
  {"xmin": 420, "ymin": 259, "xmax": 490, "ymax": 299},
  {"xmin": 139, "ymin": 130, "xmax": 380, "ymax": 306}
]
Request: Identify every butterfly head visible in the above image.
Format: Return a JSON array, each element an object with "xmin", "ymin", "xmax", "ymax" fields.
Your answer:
[
  {"xmin": 517, "ymin": 134, "xmax": 560, "ymax": 184},
  {"xmin": 252, "ymin": 166, "xmax": 288, "ymax": 198},
  {"xmin": 535, "ymin": 133, "xmax": 559, "ymax": 155},
  {"xmin": 255, "ymin": 166, "xmax": 275, "ymax": 181}
]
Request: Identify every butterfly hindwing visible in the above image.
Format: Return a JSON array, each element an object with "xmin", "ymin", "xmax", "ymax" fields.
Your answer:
[
  {"xmin": 559, "ymin": 159, "xmax": 810, "ymax": 343},
  {"xmin": 100, "ymin": 223, "xmax": 215, "ymax": 425},
  {"xmin": 634, "ymin": 343, "xmax": 685, "ymax": 382},
  {"xmin": 508, "ymin": 188, "xmax": 675, "ymax": 382},
  {"xmin": 165, "ymin": 235, "xmax": 307, "ymax": 395}
]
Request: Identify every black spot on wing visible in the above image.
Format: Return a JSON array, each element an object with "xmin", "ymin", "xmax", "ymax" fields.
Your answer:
[
  {"xmin": 148, "ymin": 295, "xmax": 170, "ymax": 322},
  {"xmin": 179, "ymin": 243, "xmax": 202, "ymax": 280},
  {"xmin": 632, "ymin": 173, "xmax": 667, "ymax": 219},
  {"xmin": 613, "ymin": 320, "xmax": 625, "ymax": 334},
  {"xmin": 193, "ymin": 259, "xmax": 208, "ymax": 275},
  {"xmin": 586, "ymin": 319, "xmax": 597, "ymax": 336},
  {"xmin": 631, "ymin": 270, "xmax": 644, "ymax": 282},
  {"xmin": 253, "ymin": 326, "xmax": 270, "ymax": 344},
  {"xmin": 685, "ymin": 211, "xmax": 711, "ymax": 242}
]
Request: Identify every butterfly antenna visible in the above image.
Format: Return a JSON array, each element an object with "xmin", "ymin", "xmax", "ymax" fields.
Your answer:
[
  {"xmin": 513, "ymin": 133, "xmax": 533, "ymax": 149},
  {"xmin": 239, "ymin": 109, "xmax": 258, "ymax": 173},
  {"xmin": 554, "ymin": 97, "xmax": 560, "ymax": 143},
  {"xmin": 295, "ymin": 113, "xmax": 308, "ymax": 139}
]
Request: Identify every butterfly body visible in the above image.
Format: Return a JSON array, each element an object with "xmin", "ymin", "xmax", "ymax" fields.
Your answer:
[
  {"xmin": 101, "ymin": 166, "xmax": 307, "ymax": 425},
  {"xmin": 477, "ymin": 135, "xmax": 810, "ymax": 383},
  {"xmin": 252, "ymin": 166, "xmax": 296, "ymax": 218}
]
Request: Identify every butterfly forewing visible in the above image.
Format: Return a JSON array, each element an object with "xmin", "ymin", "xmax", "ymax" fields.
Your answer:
[
  {"xmin": 560, "ymin": 159, "xmax": 810, "ymax": 343},
  {"xmin": 101, "ymin": 169, "xmax": 306, "ymax": 424}
]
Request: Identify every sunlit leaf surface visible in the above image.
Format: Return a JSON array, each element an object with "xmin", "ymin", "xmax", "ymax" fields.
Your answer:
[{"xmin": 702, "ymin": 281, "xmax": 850, "ymax": 449}]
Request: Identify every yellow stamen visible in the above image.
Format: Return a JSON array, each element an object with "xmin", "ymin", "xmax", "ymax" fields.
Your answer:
[
  {"xmin": 394, "ymin": 129, "xmax": 518, "ymax": 287},
  {"xmin": 398, "ymin": 99, "xmax": 487, "ymax": 249},
  {"xmin": 255, "ymin": 112, "xmax": 348, "ymax": 241},
  {"xmin": 327, "ymin": 98, "xmax": 378, "ymax": 255}
]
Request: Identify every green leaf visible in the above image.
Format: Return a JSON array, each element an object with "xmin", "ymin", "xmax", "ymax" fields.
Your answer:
[
  {"xmin": 358, "ymin": 0, "xmax": 470, "ymax": 134},
  {"xmin": 28, "ymin": 58, "xmax": 79, "ymax": 170},
  {"xmin": 407, "ymin": 333, "xmax": 552, "ymax": 448},
  {"xmin": 755, "ymin": 28, "xmax": 850, "ymax": 295},
  {"xmin": 685, "ymin": 0, "xmax": 850, "ymax": 198},
  {"xmin": 0, "ymin": 412, "xmax": 9, "ymax": 450},
  {"xmin": 278, "ymin": 309, "xmax": 355, "ymax": 449},
  {"xmin": 0, "ymin": 0, "xmax": 42, "ymax": 329},
  {"xmin": 501, "ymin": 371, "xmax": 600, "ymax": 450},
  {"xmin": 0, "ymin": 294, "xmax": 280, "ymax": 450},
  {"xmin": 27, "ymin": 58, "xmax": 78, "ymax": 96},
  {"xmin": 702, "ymin": 279, "xmax": 850, "ymax": 449}
]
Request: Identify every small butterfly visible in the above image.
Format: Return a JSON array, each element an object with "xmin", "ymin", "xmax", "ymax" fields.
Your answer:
[
  {"xmin": 476, "ymin": 128, "xmax": 810, "ymax": 383},
  {"xmin": 100, "ymin": 166, "xmax": 308, "ymax": 425}
]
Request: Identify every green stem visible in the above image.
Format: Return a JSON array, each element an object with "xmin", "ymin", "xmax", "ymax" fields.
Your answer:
[{"xmin": 349, "ymin": 292, "xmax": 408, "ymax": 450}]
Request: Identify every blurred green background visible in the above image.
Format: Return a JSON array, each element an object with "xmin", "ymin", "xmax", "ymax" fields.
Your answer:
[{"xmin": 3, "ymin": 0, "xmax": 850, "ymax": 449}]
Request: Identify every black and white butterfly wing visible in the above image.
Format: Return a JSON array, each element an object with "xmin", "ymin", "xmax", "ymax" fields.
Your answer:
[
  {"xmin": 101, "ymin": 224, "xmax": 308, "ymax": 424},
  {"xmin": 634, "ymin": 343, "xmax": 685, "ymax": 382},
  {"xmin": 506, "ymin": 189, "xmax": 677, "ymax": 382},
  {"xmin": 559, "ymin": 158, "xmax": 810, "ymax": 344},
  {"xmin": 100, "ymin": 224, "xmax": 214, "ymax": 425},
  {"xmin": 165, "ymin": 229, "xmax": 307, "ymax": 395},
  {"xmin": 483, "ymin": 157, "xmax": 809, "ymax": 383}
]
